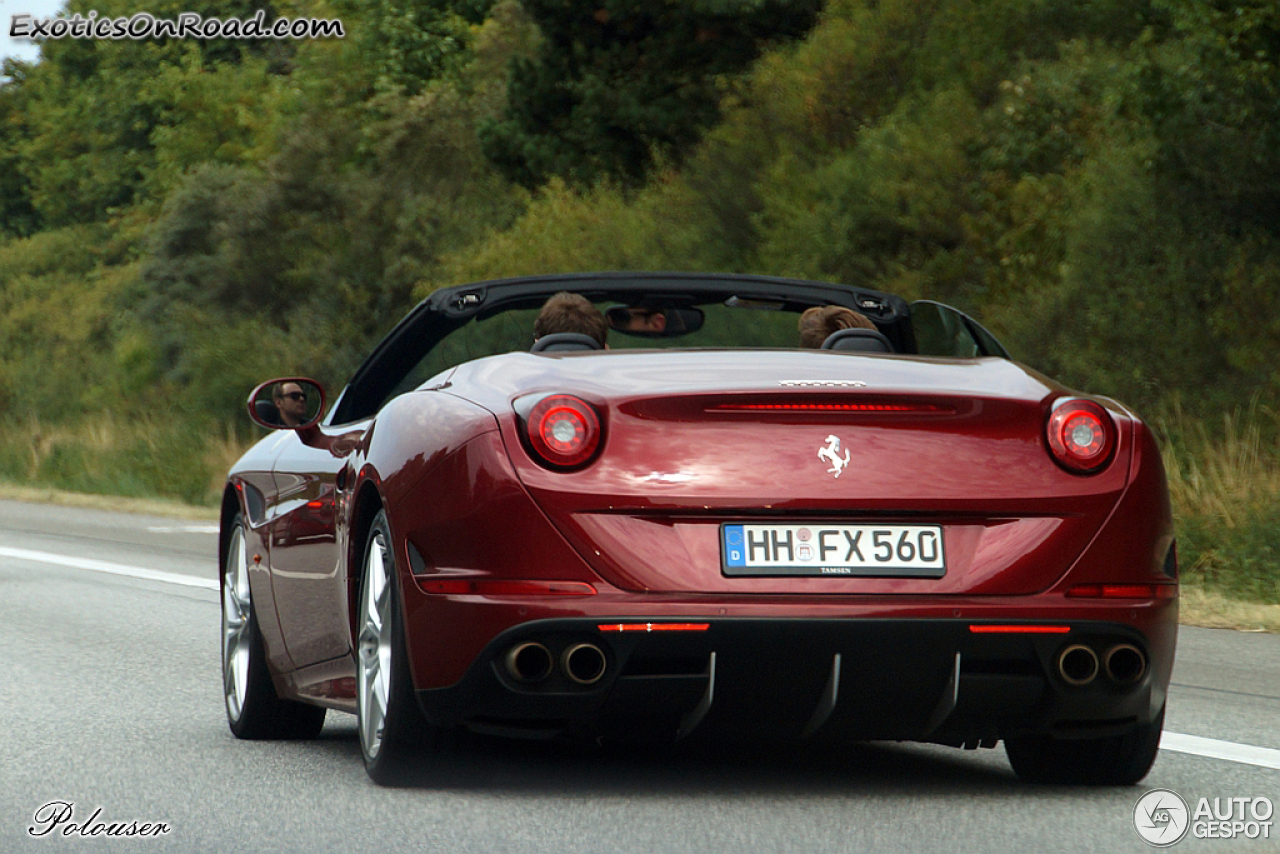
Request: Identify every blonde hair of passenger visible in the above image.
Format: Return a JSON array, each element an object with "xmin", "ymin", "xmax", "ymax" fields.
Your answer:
[{"xmin": 798, "ymin": 305, "xmax": 876, "ymax": 348}]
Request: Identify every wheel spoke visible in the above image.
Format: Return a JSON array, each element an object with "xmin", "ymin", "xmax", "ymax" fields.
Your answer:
[
  {"xmin": 224, "ymin": 641, "xmax": 248, "ymax": 717},
  {"xmin": 221, "ymin": 527, "xmax": 253, "ymax": 720},
  {"xmin": 359, "ymin": 652, "xmax": 384, "ymax": 752},
  {"xmin": 358, "ymin": 533, "xmax": 392, "ymax": 758}
]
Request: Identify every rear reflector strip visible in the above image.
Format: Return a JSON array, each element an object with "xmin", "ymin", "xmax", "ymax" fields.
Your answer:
[
  {"xmin": 419, "ymin": 580, "xmax": 597, "ymax": 596},
  {"xmin": 1066, "ymin": 583, "xmax": 1178, "ymax": 599},
  {"xmin": 597, "ymin": 623, "xmax": 711, "ymax": 633},
  {"xmin": 968, "ymin": 625, "xmax": 1072, "ymax": 634}
]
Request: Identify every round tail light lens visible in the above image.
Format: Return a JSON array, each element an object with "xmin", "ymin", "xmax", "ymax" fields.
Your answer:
[
  {"xmin": 1046, "ymin": 398, "xmax": 1116, "ymax": 473},
  {"xmin": 523, "ymin": 394, "xmax": 602, "ymax": 469}
]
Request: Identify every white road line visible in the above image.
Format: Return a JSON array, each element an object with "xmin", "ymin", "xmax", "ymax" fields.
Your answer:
[
  {"xmin": 1161, "ymin": 732, "xmax": 1280, "ymax": 771},
  {"xmin": 0, "ymin": 546, "xmax": 218, "ymax": 591},
  {"xmin": 146, "ymin": 524, "xmax": 220, "ymax": 534}
]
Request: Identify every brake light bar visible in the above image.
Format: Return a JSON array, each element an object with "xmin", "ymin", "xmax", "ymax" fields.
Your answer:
[
  {"xmin": 968, "ymin": 624, "xmax": 1072, "ymax": 634},
  {"xmin": 420, "ymin": 579, "xmax": 597, "ymax": 596},
  {"xmin": 710, "ymin": 402, "xmax": 952, "ymax": 413},
  {"xmin": 597, "ymin": 623, "xmax": 711, "ymax": 633}
]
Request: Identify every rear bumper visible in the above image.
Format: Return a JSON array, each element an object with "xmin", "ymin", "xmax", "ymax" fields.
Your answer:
[{"xmin": 415, "ymin": 615, "xmax": 1171, "ymax": 746}]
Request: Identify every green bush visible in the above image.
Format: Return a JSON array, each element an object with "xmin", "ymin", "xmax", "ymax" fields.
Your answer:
[{"xmin": 0, "ymin": 414, "xmax": 250, "ymax": 506}]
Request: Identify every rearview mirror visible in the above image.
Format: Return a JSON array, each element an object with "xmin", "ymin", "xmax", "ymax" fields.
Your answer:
[
  {"xmin": 605, "ymin": 305, "xmax": 705, "ymax": 338},
  {"xmin": 247, "ymin": 378, "xmax": 326, "ymax": 430}
]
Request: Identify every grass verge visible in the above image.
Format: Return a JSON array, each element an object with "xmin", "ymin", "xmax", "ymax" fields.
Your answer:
[
  {"xmin": 1159, "ymin": 399, "xmax": 1280, "ymax": 606},
  {"xmin": 0, "ymin": 413, "xmax": 251, "ymax": 508},
  {"xmin": 0, "ymin": 481, "xmax": 219, "ymax": 520},
  {"xmin": 1177, "ymin": 585, "xmax": 1280, "ymax": 634}
]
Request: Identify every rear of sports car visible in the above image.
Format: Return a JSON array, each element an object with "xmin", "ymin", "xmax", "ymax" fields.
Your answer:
[{"xmin": 393, "ymin": 349, "xmax": 1176, "ymax": 783}]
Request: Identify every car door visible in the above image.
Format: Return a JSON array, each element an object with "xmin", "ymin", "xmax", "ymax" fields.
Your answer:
[{"xmin": 266, "ymin": 433, "xmax": 353, "ymax": 668}]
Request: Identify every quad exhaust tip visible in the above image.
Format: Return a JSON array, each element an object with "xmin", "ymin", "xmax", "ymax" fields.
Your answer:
[
  {"xmin": 1057, "ymin": 644, "xmax": 1100, "ymax": 686},
  {"xmin": 561, "ymin": 643, "xmax": 607, "ymax": 685},
  {"xmin": 1103, "ymin": 643, "xmax": 1147, "ymax": 685},
  {"xmin": 504, "ymin": 642, "xmax": 554, "ymax": 683}
]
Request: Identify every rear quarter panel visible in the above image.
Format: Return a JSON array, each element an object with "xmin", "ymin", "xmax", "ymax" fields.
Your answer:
[{"xmin": 356, "ymin": 389, "xmax": 610, "ymax": 689}]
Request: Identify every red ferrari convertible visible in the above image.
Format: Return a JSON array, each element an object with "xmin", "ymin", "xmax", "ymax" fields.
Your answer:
[{"xmin": 220, "ymin": 272, "xmax": 1176, "ymax": 785}]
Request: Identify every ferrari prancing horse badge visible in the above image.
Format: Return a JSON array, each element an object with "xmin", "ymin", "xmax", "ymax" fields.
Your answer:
[{"xmin": 818, "ymin": 435, "xmax": 850, "ymax": 478}]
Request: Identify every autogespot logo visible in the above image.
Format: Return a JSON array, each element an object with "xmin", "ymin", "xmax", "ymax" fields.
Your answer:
[{"xmin": 1134, "ymin": 789, "xmax": 1191, "ymax": 847}]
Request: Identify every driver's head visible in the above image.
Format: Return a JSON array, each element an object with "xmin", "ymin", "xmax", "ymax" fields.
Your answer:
[{"xmin": 534, "ymin": 292, "xmax": 608, "ymax": 347}]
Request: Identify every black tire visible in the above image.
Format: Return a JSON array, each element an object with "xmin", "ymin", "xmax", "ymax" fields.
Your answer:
[
  {"xmin": 1005, "ymin": 705, "xmax": 1165, "ymax": 785},
  {"xmin": 356, "ymin": 511, "xmax": 440, "ymax": 785},
  {"xmin": 221, "ymin": 516, "xmax": 327, "ymax": 740}
]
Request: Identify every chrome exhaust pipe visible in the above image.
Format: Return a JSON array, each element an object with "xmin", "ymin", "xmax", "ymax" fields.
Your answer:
[
  {"xmin": 561, "ymin": 643, "xmax": 607, "ymax": 685},
  {"xmin": 504, "ymin": 642, "xmax": 553, "ymax": 683},
  {"xmin": 1057, "ymin": 644, "xmax": 1099, "ymax": 686},
  {"xmin": 1103, "ymin": 644, "xmax": 1146, "ymax": 685}
]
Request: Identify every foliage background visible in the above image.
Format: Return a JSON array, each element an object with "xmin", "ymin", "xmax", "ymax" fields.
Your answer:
[{"xmin": 2, "ymin": 0, "xmax": 1278, "ymax": 604}]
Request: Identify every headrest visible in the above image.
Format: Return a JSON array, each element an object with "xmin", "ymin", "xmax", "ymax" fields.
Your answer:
[
  {"xmin": 820, "ymin": 328, "xmax": 893, "ymax": 353},
  {"xmin": 254, "ymin": 399, "xmax": 284, "ymax": 425},
  {"xmin": 531, "ymin": 333, "xmax": 603, "ymax": 352}
]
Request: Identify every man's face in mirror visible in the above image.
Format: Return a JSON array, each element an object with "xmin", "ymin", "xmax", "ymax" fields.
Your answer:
[
  {"xmin": 274, "ymin": 382, "xmax": 309, "ymax": 426},
  {"xmin": 618, "ymin": 308, "xmax": 667, "ymax": 333}
]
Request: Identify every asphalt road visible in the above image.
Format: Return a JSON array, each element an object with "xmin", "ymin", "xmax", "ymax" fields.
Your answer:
[{"xmin": 1, "ymin": 499, "xmax": 1277, "ymax": 854}]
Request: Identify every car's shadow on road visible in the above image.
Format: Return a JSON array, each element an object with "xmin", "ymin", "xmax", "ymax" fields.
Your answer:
[{"xmin": 308, "ymin": 718, "xmax": 1026, "ymax": 795}]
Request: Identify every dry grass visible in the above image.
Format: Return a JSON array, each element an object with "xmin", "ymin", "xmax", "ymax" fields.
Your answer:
[
  {"xmin": 1, "ymin": 412, "xmax": 254, "ymax": 509},
  {"xmin": 201, "ymin": 422, "xmax": 257, "ymax": 499},
  {"xmin": 1158, "ymin": 401, "xmax": 1280, "ymax": 605},
  {"xmin": 1177, "ymin": 585, "xmax": 1280, "ymax": 634},
  {"xmin": 1162, "ymin": 404, "xmax": 1280, "ymax": 531},
  {"xmin": 0, "ymin": 482, "xmax": 219, "ymax": 520}
]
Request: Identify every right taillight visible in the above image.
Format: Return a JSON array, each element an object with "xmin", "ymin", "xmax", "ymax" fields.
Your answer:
[
  {"xmin": 518, "ymin": 393, "xmax": 603, "ymax": 469},
  {"xmin": 1046, "ymin": 398, "xmax": 1116, "ymax": 474}
]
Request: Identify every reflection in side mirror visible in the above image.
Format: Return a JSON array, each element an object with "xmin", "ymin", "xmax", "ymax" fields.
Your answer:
[
  {"xmin": 247, "ymin": 378, "xmax": 326, "ymax": 431},
  {"xmin": 605, "ymin": 305, "xmax": 705, "ymax": 338}
]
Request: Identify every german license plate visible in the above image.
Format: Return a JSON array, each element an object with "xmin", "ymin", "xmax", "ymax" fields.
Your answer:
[{"xmin": 721, "ymin": 523, "xmax": 945, "ymax": 577}]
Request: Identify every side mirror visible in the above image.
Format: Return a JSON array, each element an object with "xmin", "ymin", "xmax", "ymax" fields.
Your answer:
[{"xmin": 247, "ymin": 378, "xmax": 326, "ymax": 431}]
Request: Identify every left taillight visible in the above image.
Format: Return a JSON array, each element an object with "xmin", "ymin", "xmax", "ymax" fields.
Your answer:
[
  {"xmin": 1046, "ymin": 398, "xmax": 1116, "ymax": 474},
  {"xmin": 516, "ymin": 393, "xmax": 603, "ymax": 469}
]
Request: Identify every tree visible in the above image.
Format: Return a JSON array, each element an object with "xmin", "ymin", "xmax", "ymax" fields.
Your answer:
[
  {"xmin": 1144, "ymin": 0, "xmax": 1280, "ymax": 234},
  {"xmin": 10, "ymin": 0, "xmax": 295, "ymax": 227},
  {"xmin": 480, "ymin": 0, "xmax": 822, "ymax": 188},
  {"xmin": 0, "ymin": 62, "xmax": 42, "ymax": 238}
]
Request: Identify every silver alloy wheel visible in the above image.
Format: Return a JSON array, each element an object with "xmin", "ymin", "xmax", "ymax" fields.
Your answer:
[
  {"xmin": 357, "ymin": 531, "xmax": 393, "ymax": 761},
  {"xmin": 221, "ymin": 525, "xmax": 252, "ymax": 722}
]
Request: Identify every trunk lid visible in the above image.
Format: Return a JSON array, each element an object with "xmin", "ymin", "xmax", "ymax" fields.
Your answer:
[{"xmin": 471, "ymin": 350, "xmax": 1132, "ymax": 596}]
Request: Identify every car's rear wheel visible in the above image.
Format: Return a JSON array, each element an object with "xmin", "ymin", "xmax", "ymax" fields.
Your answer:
[
  {"xmin": 1004, "ymin": 705, "xmax": 1165, "ymax": 785},
  {"xmin": 222, "ymin": 516, "xmax": 327, "ymax": 739},
  {"xmin": 357, "ymin": 511, "xmax": 439, "ymax": 784}
]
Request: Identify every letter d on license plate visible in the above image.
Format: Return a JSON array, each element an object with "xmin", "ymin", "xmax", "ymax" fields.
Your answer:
[{"xmin": 721, "ymin": 523, "xmax": 945, "ymax": 577}]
